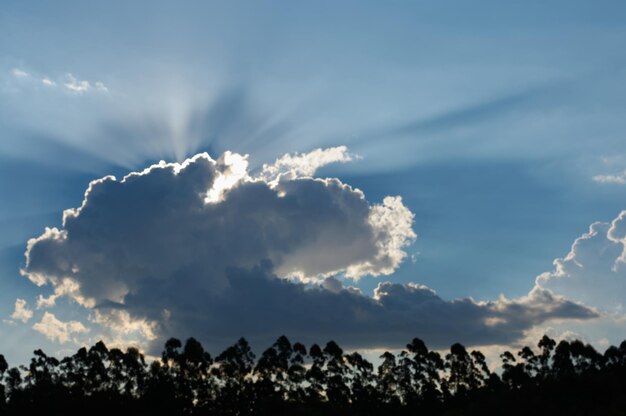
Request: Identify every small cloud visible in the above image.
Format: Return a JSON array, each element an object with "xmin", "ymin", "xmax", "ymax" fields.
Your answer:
[
  {"xmin": 63, "ymin": 74, "xmax": 108, "ymax": 94},
  {"xmin": 259, "ymin": 146, "xmax": 355, "ymax": 183},
  {"xmin": 10, "ymin": 298, "xmax": 33, "ymax": 323},
  {"xmin": 64, "ymin": 73, "xmax": 91, "ymax": 94},
  {"xmin": 32, "ymin": 311, "xmax": 88, "ymax": 344},
  {"xmin": 411, "ymin": 251, "xmax": 421, "ymax": 264},
  {"xmin": 94, "ymin": 81, "xmax": 108, "ymax": 93},
  {"xmin": 8, "ymin": 66, "xmax": 108, "ymax": 95},
  {"xmin": 593, "ymin": 170, "xmax": 626, "ymax": 184},
  {"xmin": 41, "ymin": 78, "xmax": 56, "ymax": 87},
  {"xmin": 11, "ymin": 68, "xmax": 29, "ymax": 78}
]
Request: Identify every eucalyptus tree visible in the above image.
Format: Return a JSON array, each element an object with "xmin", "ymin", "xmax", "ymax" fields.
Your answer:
[
  {"xmin": 444, "ymin": 343, "xmax": 491, "ymax": 400},
  {"xmin": 322, "ymin": 341, "xmax": 350, "ymax": 405},
  {"xmin": 305, "ymin": 343, "xmax": 327, "ymax": 403},
  {"xmin": 159, "ymin": 337, "xmax": 214, "ymax": 412},
  {"xmin": 397, "ymin": 338, "xmax": 444, "ymax": 407},
  {"xmin": 214, "ymin": 337, "xmax": 256, "ymax": 415},
  {"xmin": 376, "ymin": 351, "xmax": 400, "ymax": 406},
  {"xmin": 286, "ymin": 341, "xmax": 308, "ymax": 403},
  {"xmin": 345, "ymin": 351, "xmax": 378, "ymax": 409},
  {"xmin": 254, "ymin": 335, "xmax": 293, "ymax": 412},
  {"xmin": 0, "ymin": 354, "xmax": 7, "ymax": 408}
]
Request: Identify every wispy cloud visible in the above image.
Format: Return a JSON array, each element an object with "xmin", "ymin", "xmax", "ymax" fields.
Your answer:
[
  {"xmin": 94, "ymin": 81, "xmax": 108, "ymax": 92},
  {"xmin": 259, "ymin": 145, "xmax": 355, "ymax": 183},
  {"xmin": 41, "ymin": 78, "xmax": 56, "ymax": 86},
  {"xmin": 11, "ymin": 68, "xmax": 29, "ymax": 78},
  {"xmin": 62, "ymin": 73, "xmax": 108, "ymax": 94},
  {"xmin": 6, "ymin": 67, "xmax": 108, "ymax": 95},
  {"xmin": 64, "ymin": 73, "xmax": 92, "ymax": 94},
  {"xmin": 593, "ymin": 170, "xmax": 626, "ymax": 184}
]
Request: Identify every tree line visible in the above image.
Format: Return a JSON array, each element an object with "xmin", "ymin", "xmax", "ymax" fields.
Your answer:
[{"xmin": 1, "ymin": 334, "xmax": 625, "ymax": 415}]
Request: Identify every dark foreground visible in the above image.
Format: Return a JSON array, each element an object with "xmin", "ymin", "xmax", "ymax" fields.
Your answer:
[{"xmin": 1, "ymin": 334, "xmax": 625, "ymax": 415}]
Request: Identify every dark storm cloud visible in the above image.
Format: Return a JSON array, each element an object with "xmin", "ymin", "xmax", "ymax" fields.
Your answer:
[{"xmin": 139, "ymin": 262, "xmax": 596, "ymax": 351}]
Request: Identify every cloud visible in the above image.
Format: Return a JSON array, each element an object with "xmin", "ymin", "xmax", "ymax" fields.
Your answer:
[
  {"xmin": 536, "ymin": 211, "xmax": 626, "ymax": 312},
  {"xmin": 6, "ymin": 67, "xmax": 107, "ymax": 94},
  {"xmin": 89, "ymin": 309, "xmax": 158, "ymax": 341},
  {"xmin": 149, "ymin": 263, "xmax": 595, "ymax": 350},
  {"xmin": 11, "ymin": 68, "xmax": 29, "ymax": 78},
  {"xmin": 593, "ymin": 170, "xmax": 626, "ymax": 184},
  {"xmin": 36, "ymin": 278, "xmax": 83, "ymax": 309},
  {"xmin": 20, "ymin": 148, "xmax": 596, "ymax": 351},
  {"xmin": 518, "ymin": 209, "xmax": 626, "ymax": 351},
  {"xmin": 62, "ymin": 74, "xmax": 108, "ymax": 94},
  {"xmin": 32, "ymin": 311, "xmax": 88, "ymax": 344},
  {"xmin": 10, "ymin": 298, "xmax": 33, "ymax": 323},
  {"xmin": 64, "ymin": 73, "xmax": 91, "ymax": 93},
  {"xmin": 94, "ymin": 81, "xmax": 108, "ymax": 92},
  {"xmin": 41, "ymin": 78, "xmax": 56, "ymax": 87},
  {"xmin": 259, "ymin": 145, "xmax": 355, "ymax": 183},
  {"xmin": 22, "ymin": 149, "xmax": 415, "ymax": 292}
]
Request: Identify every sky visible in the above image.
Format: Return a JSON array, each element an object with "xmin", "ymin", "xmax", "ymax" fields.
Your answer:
[{"xmin": 2, "ymin": 0, "xmax": 626, "ymax": 365}]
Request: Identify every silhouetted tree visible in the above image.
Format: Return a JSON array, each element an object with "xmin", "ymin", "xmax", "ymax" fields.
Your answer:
[
  {"xmin": 345, "ymin": 351, "xmax": 377, "ymax": 408},
  {"xmin": 0, "ymin": 354, "xmax": 7, "ymax": 410},
  {"xmin": 305, "ymin": 343, "xmax": 327, "ymax": 403},
  {"xmin": 1, "ymin": 333, "xmax": 626, "ymax": 415},
  {"xmin": 214, "ymin": 337, "xmax": 255, "ymax": 415},
  {"xmin": 399, "ymin": 338, "xmax": 444, "ymax": 408},
  {"xmin": 500, "ymin": 350, "xmax": 531, "ymax": 390},
  {"xmin": 286, "ymin": 341, "xmax": 308, "ymax": 403},
  {"xmin": 322, "ymin": 341, "xmax": 350, "ymax": 405},
  {"xmin": 444, "ymin": 343, "xmax": 490, "ymax": 402},
  {"xmin": 537, "ymin": 334, "xmax": 556, "ymax": 379},
  {"xmin": 159, "ymin": 337, "xmax": 214, "ymax": 413},
  {"xmin": 377, "ymin": 351, "xmax": 400, "ymax": 406},
  {"xmin": 254, "ymin": 335, "xmax": 294, "ymax": 413}
]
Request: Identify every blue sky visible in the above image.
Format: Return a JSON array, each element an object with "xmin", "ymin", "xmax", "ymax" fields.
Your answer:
[{"xmin": 2, "ymin": 1, "xmax": 626, "ymax": 364}]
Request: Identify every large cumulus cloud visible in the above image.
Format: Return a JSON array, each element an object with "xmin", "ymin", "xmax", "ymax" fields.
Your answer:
[
  {"xmin": 20, "ymin": 147, "xmax": 596, "ymax": 351},
  {"xmin": 23, "ymin": 148, "xmax": 413, "ymax": 296}
]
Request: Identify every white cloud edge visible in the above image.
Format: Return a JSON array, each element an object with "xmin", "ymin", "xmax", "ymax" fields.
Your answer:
[{"xmin": 258, "ymin": 145, "xmax": 356, "ymax": 185}]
